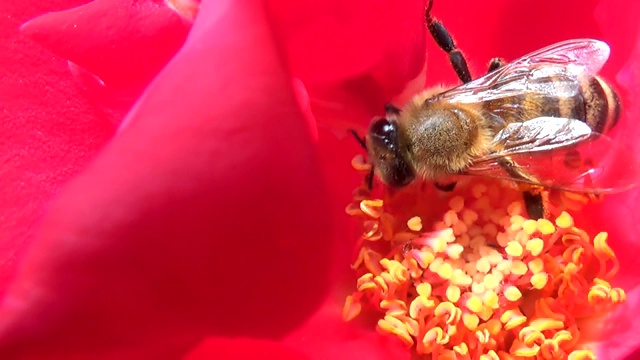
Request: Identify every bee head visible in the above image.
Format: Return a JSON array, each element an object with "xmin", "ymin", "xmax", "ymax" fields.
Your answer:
[{"xmin": 367, "ymin": 117, "xmax": 416, "ymax": 188}]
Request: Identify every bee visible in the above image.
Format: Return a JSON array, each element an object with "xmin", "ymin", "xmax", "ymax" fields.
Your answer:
[{"xmin": 359, "ymin": 1, "xmax": 638, "ymax": 219}]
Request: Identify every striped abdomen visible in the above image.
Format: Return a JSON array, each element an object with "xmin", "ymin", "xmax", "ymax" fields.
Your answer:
[{"xmin": 483, "ymin": 75, "xmax": 621, "ymax": 135}]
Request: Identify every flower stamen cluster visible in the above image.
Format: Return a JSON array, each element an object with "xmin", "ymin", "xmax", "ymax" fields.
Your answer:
[{"xmin": 343, "ymin": 156, "xmax": 625, "ymax": 359}]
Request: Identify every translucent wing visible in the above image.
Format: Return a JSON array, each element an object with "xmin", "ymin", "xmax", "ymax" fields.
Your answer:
[
  {"xmin": 430, "ymin": 39, "xmax": 610, "ymax": 125},
  {"xmin": 489, "ymin": 117, "xmax": 592, "ymax": 156},
  {"xmin": 464, "ymin": 119, "xmax": 640, "ymax": 193}
]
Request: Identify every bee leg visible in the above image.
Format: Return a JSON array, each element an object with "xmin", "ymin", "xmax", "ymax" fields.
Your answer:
[
  {"xmin": 349, "ymin": 129, "xmax": 368, "ymax": 150},
  {"xmin": 522, "ymin": 190, "xmax": 545, "ymax": 220},
  {"xmin": 365, "ymin": 169, "xmax": 374, "ymax": 190},
  {"xmin": 434, "ymin": 181, "xmax": 457, "ymax": 192},
  {"xmin": 385, "ymin": 103, "xmax": 402, "ymax": 116},
  {"xmin": 425, "ymin": 0, "xmax": 472, "ymax": 84},
  {"xmin": 487, "ymin": 57, "xmax": 506, "ymax": 74},
  {"xmin": 497, "ymin": 157, "xmax": 549, "ymax": 219}
]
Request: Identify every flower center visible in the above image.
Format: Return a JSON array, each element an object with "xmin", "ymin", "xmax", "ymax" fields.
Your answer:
[{"xmin": 343, "ymin": 155, "xmax": 625, "ymax": 359}]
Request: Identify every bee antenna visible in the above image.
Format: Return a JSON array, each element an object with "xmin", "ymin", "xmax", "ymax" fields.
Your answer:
[{"xmin": 349, "ymin": 129, "xmax": 368, "ymax": 150}]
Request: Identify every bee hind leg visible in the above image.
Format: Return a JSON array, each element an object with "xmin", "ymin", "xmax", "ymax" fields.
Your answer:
[
  {"xmin": 522, "ymin": 190, "xmax": 546, "ymax": 220},
  {"xmin": 425, "ymin": 0, "xmax": 472, "ymax": 83}
]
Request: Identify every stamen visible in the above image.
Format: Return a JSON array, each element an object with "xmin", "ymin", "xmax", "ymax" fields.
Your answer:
[{"xmin": 344, "ymin": 157, "xmax": 625, "ymax": 359}]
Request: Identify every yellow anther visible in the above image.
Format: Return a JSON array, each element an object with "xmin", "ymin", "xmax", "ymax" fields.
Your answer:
[
  {"xmin": 475, "ymin": 328, "xmax": 491, "ymax": 343},
  {"xmin": 423, "ymin": 326, "xmax": 449, "ymax": 345},
  {"xmin": 466, "ymin": 295, "xmax": 483, "ymax": 313},
  {"xmin": 409, "ymin": 295, "xmax": 435, "ymax": 318},
  {"xmin": 495, "ymin": 259, "xmax": 512, "ymax": 274},
  {"xmin": 377, "ymin": 316, "xmax": 413, "ymax": 347},
  {"xmin": 511, "ymin": 260, "xmax": 528, "ymax": 276},
  {"xmin": 463, "ymin": 313, "xmax": 480, "ymax": 331},
  {"xmin": 478, "ymin": 305, "xmax": 495, "ymax": 321},
  {"xmin": 476, "ymin": 257, "xmax": 491, "ymax": 273},
  {"xmin": 511, "ymin": 342, "xmax": 541, "ymax": 357},
  {"xmin": 416, "ymin": 282, "xmax": 432, "ymax": 297},
  {"xmin": 414, "ymin": 250, "xmax": 435, "ymax": 269},
  {"xmin": 345, "ymin": 203, "xmax": 363, "ymax": 216},
  {"xmin": 407, "ymin": 216, "xmax": 423, "ymax": 231},
  {"xmin": 461, "ymin": 208, "xmax": 479, "ymax": 225},
  {"xmin": 360, "ymin": 199, "xmax": 384, "ymax": 218},
  {"xmin": 536, "ymin": 218, "xmax": 555, "ymax": 235},
  {"xmin": 351, "ymin": 154, "xmax": 372, "ymax": 171},
  {"xmin": 429, "ymin": 257, "xmax": 444, "ymax": 273},
  {"xmin": 380, "ymin": 212, "xmax": 396, "ymax": 240},
  {"xmin": 449, "ymin": 196, "xmax": 465, "ymax": 213},
  {"xmin": 482, "ymin": 290, "xmax": 500, "ymax": 309},
  {"xmin": 522, "ymin": 219, "xmax": 538, "ymax": 235},
  {"xmin": 504, "ymin": 285, "xmax": 522, "ymax": 302},
  {"xmin": 520, "ymin": 327, "xmax": 545, "ymax": 347},
  {"xmin": 528, "ymin": 258, "xmax": 544, "ymax": 274},
  {"xmin": 380, "ymin": 258, "xmax": 408, "ymax": 283},
  {"xmin": 362, "ymin": 220, "xmax": 379, "ymax": 238},
  {"xmin": 434, "ymin": 302, "xmax": 460, "ymax": 324},
  {"xmin": 594, "ymin": 232, "xmax": 614, "ymax": 258},
  {"xmin": 501, "ymin": 309, "xmax": 528, "ymax": 330},
  {"xmin": 342, "ymin": 295, "xmax": 362, "ymax": 321},
  {"xmin": 453, "ymin": 342, "xmax": 469, "ymax": 355},
  {"xmin": 555, "ymin": 211, "xmax": 574, "ymax": 228},
  {"xmin": 443, "ymin": 210, "xmax": 459, "ymax": 227},
  {"xmin": 346, "ymin": 175, "xmax": 625, "ymax": 358},
  {"xmin": 445, "ymin": 243, "xmax": 464, "ymax": 259},
  {"xmin": 452, "ymin": 221, "xmax": 468, "ymax": 236},
  {"xmin": 496, "ymin": 232, "xmax": 510, "ymax": 247},
  {"xmin": 525, "ymin": 237, "xmax": 544, "ymax": 256},
  {"xmin": 529, "ymin": 318, "xmax": 565, "ymax": 331},
  {"xmin": 380, "ymin": 299, "xmax": 407, "ymax": 316},
  {"xmin": 430, "ymin": 236, "xmax": 448, "ymax": 253},
  {"xmin": 472, "ymin": 281, "xmax": 486, "ymax": 294},
  {"xmin": 363, "ymin": 249, "xmax": 384, "ymax": 275},
  {"xmin": 483, "ymin": 273, "xmax": 501, "ymax": 290},
  {"xmin": 553, "ymin": 330, "xmax": 573, "ymax": 344},
  {"xmin": 506, "ymin": 241, "xmax": 524, "ymax": 257},
  {"xmin": 531, "ymin": 272, "xmax": 549, "ymax": 290},
  {"xmin": 568, "ymin": 349, "xmax": 596, "ymax": 360},
  {"xmin": 482, "ymin": 223, "xmax": 498, "ymax": 238},
  {"xmin": 507, "ymin": 201, "xmax": 523, "ymax": 215},
  {"xmin": 446, "ymin": 285, "xmax": 461, "ymax": 302}
]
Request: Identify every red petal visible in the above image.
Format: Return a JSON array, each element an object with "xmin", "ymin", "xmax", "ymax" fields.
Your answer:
[
  {"xmin": 580, "ymin": 0, "xmax": 640, "ymax": 292},
  {"xmin": 185, "ymin": 337, "xmax": 310, "ymax": 360},
  {"xmin": 596, "ymin": 285, "xmax": 640, "ymax": 359},
  {"xmin": 20, "ymin": 0, "xmax": 192, "ymax": 90},
  {"xmin": 283, "ymin": 298, "xmax": 411, "ymax": 360},
  {"xmin": 0, "ymin": 2, "xmax": 121, "ymax": 294},
  {"xmin": 272, "ymin": 0, "xmax": 427, "ymax": 131},
  {"xmin": 0, "ymin": 0, "xmax": 331, "ymax": 357},
  {"xmin": 267, "ymin": 0, "xmax": 426, "ymax": 86}
]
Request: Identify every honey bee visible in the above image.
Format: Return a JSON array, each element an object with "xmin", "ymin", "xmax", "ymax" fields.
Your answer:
[{"xmin": 359, "ymin": 1, "xmax": 638, "ymax": 219}]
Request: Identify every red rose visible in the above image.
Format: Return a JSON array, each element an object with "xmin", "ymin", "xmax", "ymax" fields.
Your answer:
[{"xmin": 0, "ymin": 0, "xmax": 638, "ymax": 358}]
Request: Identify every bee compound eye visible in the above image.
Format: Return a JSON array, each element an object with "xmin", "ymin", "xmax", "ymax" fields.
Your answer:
[{"xmin": 370, "ymin": 118, "xmax": 396, "ymax": 139}]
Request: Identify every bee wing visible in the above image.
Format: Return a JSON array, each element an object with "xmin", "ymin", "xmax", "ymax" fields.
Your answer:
[
  {"xmin": 435, "ymin": 39, "xmax": 610, "ymax": 109},
  {"xmin": 465, "ymin": 117, "xmax": 640, "ymax": 193}
]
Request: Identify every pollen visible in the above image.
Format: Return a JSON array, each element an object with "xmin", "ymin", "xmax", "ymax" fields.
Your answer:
[{"xmin": 343, "ymin": 157, "xmax": 625, "ymax": 360}]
